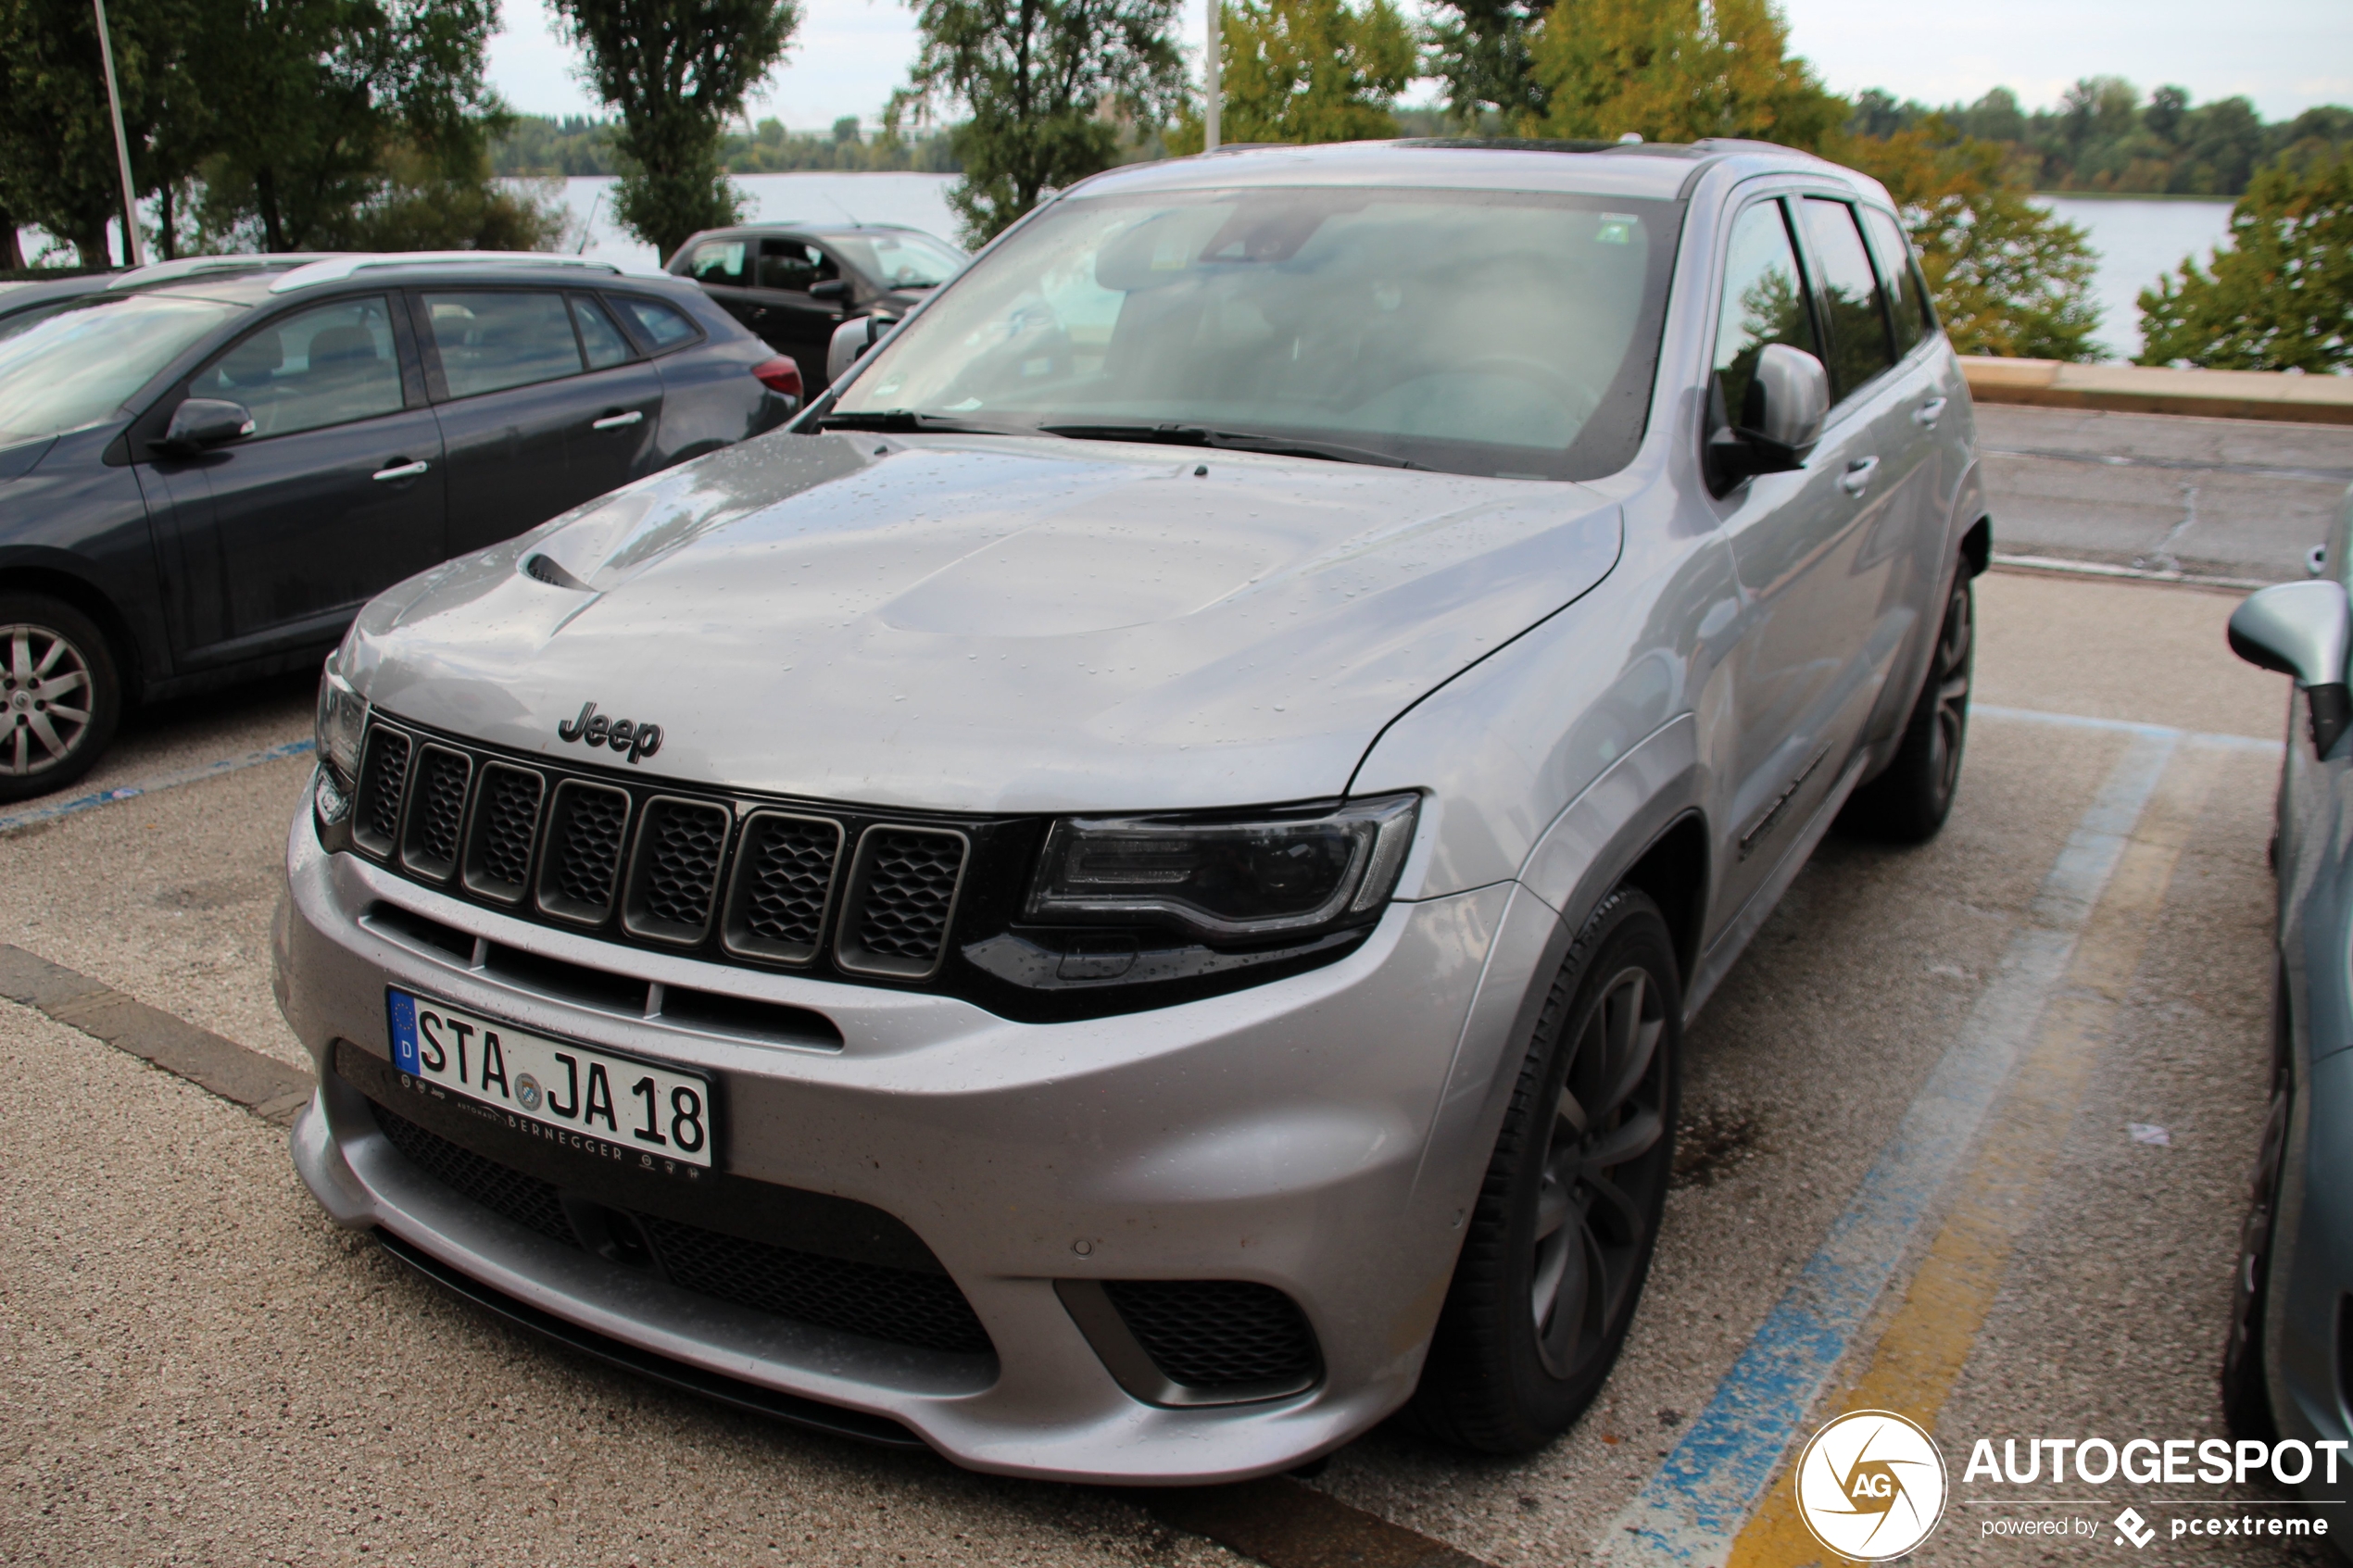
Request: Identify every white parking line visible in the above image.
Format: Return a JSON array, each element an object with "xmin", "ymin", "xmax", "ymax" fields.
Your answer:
[
  {"xmin": 0, "ymin": 738, "xmax": 314, "ymax": 835},
  {"xmin": 1975, "ymin": 702, "xmax": 2283, "ymax": 754}
]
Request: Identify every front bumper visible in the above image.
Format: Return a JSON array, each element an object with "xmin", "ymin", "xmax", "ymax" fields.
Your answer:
[{"xmin": 276, "ymin": 797, "xmax": 1522, "ymax": 1481}]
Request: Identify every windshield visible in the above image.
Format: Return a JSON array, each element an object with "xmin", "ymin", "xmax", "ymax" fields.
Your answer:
[
  {"xmin": 831, "ymin": 186, "xmax": 1680, "ymax": 480},
  {"xmin": 0, "ymin": 294, "xmax": 243, "ymax": 444},
  {"xmin": 824, "ymin": 230, "xmax": 966, "ymax": 290}
]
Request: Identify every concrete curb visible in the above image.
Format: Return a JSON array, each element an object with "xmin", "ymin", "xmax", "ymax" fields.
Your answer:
[{"xmin": 1961, "ymin": 356, "xmax": 2353, "ymax": 426}]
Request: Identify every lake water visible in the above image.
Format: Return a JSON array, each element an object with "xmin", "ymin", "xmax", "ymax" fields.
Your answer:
[{"xmin": 547, "ymin": 175, "xmax": 2233, "ymax": 364}]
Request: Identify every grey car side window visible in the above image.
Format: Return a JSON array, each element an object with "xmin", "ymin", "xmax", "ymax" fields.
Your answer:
[
  {"xmin": 571, "ymin": 294, "xmax": 634, "ymax": 370},
  {"xmin": 686, "ymin": 240, "xmax": 747, "ymax": 287},
  {"xmin": 1858, "ymin": 206, "xmax": 1931, "ymax": 356},
  {"xmin": 757, "ymin": 240, "xmax": 837, "ymax": 293},
  {"xmin": 187, "ymin": 295, "xmax": 404, "ymax": 439},
  {"xmin": 1709, "ymin": 198, "xmax": 1818, "ymax": 433},
  {"xmin": 424, "ymin": 291, "xmax": 586, "ymax": 399},
  {"xmin": 1798, "ymin": 198, "xmax": 1896, "ymax": 402}
]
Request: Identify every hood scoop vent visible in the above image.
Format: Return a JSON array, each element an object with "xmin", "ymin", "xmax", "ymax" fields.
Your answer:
[{"xmin": 522, "ymin": 552, "xmax": 590, "ymax": 591}]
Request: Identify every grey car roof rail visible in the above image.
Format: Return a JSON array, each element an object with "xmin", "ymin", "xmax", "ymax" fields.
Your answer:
[{"xmin": 270, "ymin": 251, "xmax": 671, "ymax": 294}]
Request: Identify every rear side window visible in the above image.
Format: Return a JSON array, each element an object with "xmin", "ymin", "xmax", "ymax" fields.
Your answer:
[
  {"xmin": 424, "ymin": 291, "xmax": 583, "ymax": 398},
  {"xmin": 571, "ymin": 294, "xmax": 634, "ymax": 370},
  {"xmin": 1798, "ymin": 199, "xmax": 1895, "ymax": 401},
  {"xmin": 1859, "ymin": 207, "xmax": 1932, "ymax": 355},
  {"xmin": 188, "ymin": 295, "xmax": 403, "ymax": 438},
  {"xmin": 1710, "ymin": 199, "xmax": 1818, "ymax": 433},
  {"xmin": 611, "ymin": 295, "xmax": 699, "ymax": 351},
  {"xmin": 686, "ymin": 240, "xmax": 746, "ymax": 287},
  {"xmin": 756, "ymin": 240, "xmax": 837, "ymax": 293}
]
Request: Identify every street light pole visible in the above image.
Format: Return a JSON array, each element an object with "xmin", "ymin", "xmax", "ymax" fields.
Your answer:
[
  {"xmin": 1203, "ymin": 0, "xmax": 1220, "ymax": 151},
  {"xmin": 90, "ymin": 0, "xmax": 143, "ymax": 268}
]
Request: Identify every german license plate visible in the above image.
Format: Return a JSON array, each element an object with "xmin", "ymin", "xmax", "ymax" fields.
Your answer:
[{"xmin": 386, "ymin": 989, "xmax": 716, "ymax": 1170}]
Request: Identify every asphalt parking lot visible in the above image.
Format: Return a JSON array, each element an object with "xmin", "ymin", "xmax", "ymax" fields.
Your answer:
[{"xmin": 0, "ymin": 408, "xmax": 2341, "ymax": 1565}]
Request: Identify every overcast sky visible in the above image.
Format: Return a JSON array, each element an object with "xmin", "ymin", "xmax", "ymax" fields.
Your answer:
[{"xmin": 485, "ymin": 0, "xmax": 2353, "ymax": 132}]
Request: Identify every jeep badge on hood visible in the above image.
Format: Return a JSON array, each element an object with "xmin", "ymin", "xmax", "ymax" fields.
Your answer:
[{"xmin": 557, "ymin": 702, "xmax": 663, "ymax": 763}]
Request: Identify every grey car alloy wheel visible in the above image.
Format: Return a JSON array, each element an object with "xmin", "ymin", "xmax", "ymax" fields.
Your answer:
[{"xmin": 0, "ymin": 622, "xmax": 96, "ymax": 779}]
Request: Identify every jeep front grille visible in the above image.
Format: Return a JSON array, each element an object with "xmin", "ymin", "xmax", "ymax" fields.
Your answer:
[{"xmin": 345, "ymin": 718, "xmax": 975, "ymax": 991}]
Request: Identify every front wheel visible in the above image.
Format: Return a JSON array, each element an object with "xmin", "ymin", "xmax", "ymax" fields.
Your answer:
[
  {"xmin": 1841, "ymin": 564, "xmax": 1974, "ymax": 843},
  {"xmin": 0, "ymin": 594, "xmax": 122, "ymax": 803},
  {"xmin": 1413, "ymin": 887, "xmax": 1682, "ymax": 1453}
]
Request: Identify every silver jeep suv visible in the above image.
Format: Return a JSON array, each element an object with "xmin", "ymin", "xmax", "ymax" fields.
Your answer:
[{"xmin": 275, "ymin": 138, "xmax": 1984, "ymax": 1481}]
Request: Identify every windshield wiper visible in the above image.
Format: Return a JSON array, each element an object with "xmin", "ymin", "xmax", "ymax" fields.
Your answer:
[
  {"xmin": 815, "ymin": 409, "xmax": 1025, "ymax": 436},
  {"xmin": 1038, "ymin": 422, "xmax": 1423, "ymax": 470}
]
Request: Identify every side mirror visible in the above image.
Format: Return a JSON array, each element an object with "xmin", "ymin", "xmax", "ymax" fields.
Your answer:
[
  {"xmin": 826, "ymin": 314, "xmax": 896, "ymax": 385},
  {"xmin": 1705, "ymin": 345, "xmax": 1829, "ymax": 489},
  {"xmin": 157, "ymin": 397, "xmax": 254, "ymax": 456},
  {"xmin": 808, "ymin": 278, "xmax": 850, "ymax": 302},
  {"xmin": 2230, "ymin": 580, "xmax": 2353, "ymax": 754}
]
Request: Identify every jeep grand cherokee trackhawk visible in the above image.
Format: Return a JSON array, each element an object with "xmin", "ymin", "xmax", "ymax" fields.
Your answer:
[{"xmin": 274, "ymin": 138, "xmax": 1986, "ymax": 1481}]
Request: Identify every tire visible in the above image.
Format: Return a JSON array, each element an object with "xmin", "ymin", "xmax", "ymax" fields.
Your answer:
[
  {"xmin": 2222, "ymin": 981, "xmax": 2292, "ymax": 1443},
  {"xmin": 1841, "ymin": 563, "xmax": 1974, "ymax": 844},
  {"xmin": 1413, "ymin": 887, "xmax": 1682, "ymax": 1453},
  {"xmin": 0, "ymin": 593, "xmax": 122, "ymax": 803}
]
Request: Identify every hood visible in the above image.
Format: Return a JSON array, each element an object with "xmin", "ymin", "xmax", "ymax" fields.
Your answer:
[{"xmin": 345, "ymin": 433, "xmax": 1622, "ymax": 813}]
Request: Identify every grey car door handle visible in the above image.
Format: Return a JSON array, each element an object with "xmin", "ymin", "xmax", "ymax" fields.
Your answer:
[
  {"xmin": 1840, "ymin": 457, "xmax": 1880, "ymax": 495},
  {"xmin": 1913, "ymin": 397, "xmax": 1948, "ymax": 428},
  {"xmin": 371, "ymin": 459, "xmax": 430, "ymax": 483},
  {"xmin": 591, "ymin": 410, "xmax": 644, "ymax": 431}
]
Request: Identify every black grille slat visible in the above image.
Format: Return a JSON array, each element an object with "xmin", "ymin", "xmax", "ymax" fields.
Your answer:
[
  {"xmin": 1102, "ymin": 1280, "xmax": 1318, "ymax": 1391},
  {"xmin": 537, "ymin": 781, "xmax": 631, "ymax": 924},
  {"xmin": 463, "ymin": 764, "xmax": 545, "ymax": 903},
  {"xmin": 401, "ymin": 746, "xmax": 472, "ymax": 880},
  {"xmin": 367, "ymin": 1100, "xmax": 989, "ymax": 1358},
  {"xmin": 641, "ymin": 1215, "xmax": 993, "ymax": 1357},
  {"xmin": 352, "ymin": 728, "xmax": 413, "ymax": 857},
  {"xmin": 372, "ymin": 1100, "xmax": 579, "ymax": 1247},
  {"xmin": 724, "ymin": 813, "xmax": 841, "ymax": 964},
  {"xmin": 623, "ymin": 798, "xmax": 730, "ymax": 944},
  {"xmin": 835, "ymin": 827, "xmax": 967, "ymax": 979}
]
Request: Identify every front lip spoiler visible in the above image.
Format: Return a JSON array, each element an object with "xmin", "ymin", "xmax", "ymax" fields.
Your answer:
[{"xmin": 371, "ymin": 1228, "xmax": 932, "ymax": 1450}]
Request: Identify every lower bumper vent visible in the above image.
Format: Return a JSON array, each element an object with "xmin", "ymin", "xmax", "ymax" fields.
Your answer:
[
  {"xmin": 369, "ymin": 1101, "xmax": 990, "ymax": 1357},
  {"xmin": 1103, "ymin": 1279, "xmax": 1319, "ymax": 1392}
]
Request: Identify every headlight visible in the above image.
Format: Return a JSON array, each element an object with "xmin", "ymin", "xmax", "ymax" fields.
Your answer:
[
  {"xmin": 315, "ymin": 658, "xmax": 366, "ymax": 788},
  {"xmin": 1026, "ymin": 794, "xmax": 1419, "ymax": 941}
]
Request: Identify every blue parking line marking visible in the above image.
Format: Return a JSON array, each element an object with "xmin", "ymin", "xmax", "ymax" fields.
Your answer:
[
  {"xmin": 1600, "ymin": 727, "xmax": 2182, "ymax": 1563},
  {"xmin": 0, "ymin": 738, "xmax": 314, "ymax": 835},
  {"xmin": 1976, "ymin": 703, "xmax": 2281, "ymax": 754}
]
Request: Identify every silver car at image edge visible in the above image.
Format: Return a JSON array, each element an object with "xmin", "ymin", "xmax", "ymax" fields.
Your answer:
[{"xmin": 272, "ymin": 138, "xmax": 1987, "ymax": 1481}]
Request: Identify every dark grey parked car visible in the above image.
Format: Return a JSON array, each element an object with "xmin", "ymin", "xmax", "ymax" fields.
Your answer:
[
  {"xmin": 0, "ymin": 252, "xmax": 799, "ymax": 799},
  {"xmin": 671, "ymin": 222, "xmax": 965, "ymax": 396}
]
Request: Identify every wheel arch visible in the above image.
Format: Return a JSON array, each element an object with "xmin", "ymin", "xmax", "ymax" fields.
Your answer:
[{"xmin": 0, "ymin": 558, "xmax": 147, "ymax": 706}]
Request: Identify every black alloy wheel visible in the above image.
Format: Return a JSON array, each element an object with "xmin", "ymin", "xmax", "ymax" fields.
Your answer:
[
  {"xmin": 1415, "ymin": 887, "xmax": 1681, "ymax": 1453},
  {"xmin": 0, "ymin": 593, "xmax": 122, "ymax": 803},
  {"xmin": 1841, "ymin": 562, "xmax": 1974, "ymax": 843}
]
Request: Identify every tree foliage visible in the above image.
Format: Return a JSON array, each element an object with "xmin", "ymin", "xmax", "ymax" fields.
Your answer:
[
  {"xmin": 2136, "ymin": 151, "xmax": 2353, "ymax": 371},
  {"xmin": 550, "ymin": 0, "xmax": 800, "ymax": 261},
  {"xmin": 1839, "ymin": 127, "xmax": 2102, "ymax": 360},
  {"xmin": 1525, "ymin": 0, "xmax": 1842, "ymax": 147},
  {"xmin": 1166, "ymin": 0, "xmax": 1414, "ymax": 150},
  {"xmin": 892, "ymin": 0, "xmax": 1188, "ymax": 246},
  {"xmin": 1422, "ymin": 0, "xmax": 1548, "ymax": 129},
  {"xmin": 491, "ymin": 114, "xmax": 963, "ymax": 177},
  {"xmin": 0, "ymin": 0, "xmax": 555, "ymax": 263},
  {"xmin": 1850, "ymin": 79, "xmax": 2353, "ymax": 197}
]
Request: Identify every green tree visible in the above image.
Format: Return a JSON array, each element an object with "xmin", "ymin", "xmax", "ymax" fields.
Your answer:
[
  {"xmin": 1525, "ymin": 0, "xmax": 1843, "ymax": 149},
  {"xmin": 1840, "ymin": 127, "xmax": 2102, "ymax": 360},
  {"xmin": 1166, "ymin": 0, "xmax": 1415, "ymax": 149},
  {"xmin": 1422, "ymin": 0, "xmax": 1549, "ymax": 128},
  {"xmin": 893, "ymin": 0, "xmax": 1187, "ymax": 245},
  {"xmin": 2137, "ymin": 151, "xmax": 2353, "ymax": 371},
  {"xmin": 551, "ymin": 0, "xmax": 801, "ymax": 261}
]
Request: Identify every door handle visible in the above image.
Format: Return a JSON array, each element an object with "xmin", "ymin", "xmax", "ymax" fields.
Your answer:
[
  {"xmin": 1840, "ymin": 456, "xmax": 1880, "ymax": 495},
  {"xmin": 591, "ymin": 410, "xmax": 644, "ymax": 431},
  {"xmin": 1913, "ymin": 397, "xmax": 1947, "ymax": 428},
  {"xmin": 371, "ymin": 459, "xmax": 430, "ymax": 482}
]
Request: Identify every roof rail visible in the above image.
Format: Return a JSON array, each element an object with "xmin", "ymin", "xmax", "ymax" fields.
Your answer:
[
  {"xmin": 269, "ymin": 251, "xmax": 670, "ymax": 294},
  {"xmin": 107, "ymin": 253, "xmax": 331, "ymax": 289}
]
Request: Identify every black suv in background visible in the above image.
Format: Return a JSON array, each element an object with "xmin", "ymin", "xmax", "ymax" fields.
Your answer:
[
  {"xmin": 670, "ymin": 222, "xmax": 965, "ymax": 395},
  {"xmin": 0, "ymin": 252, "xmax": 799, "ymax": 800}
]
